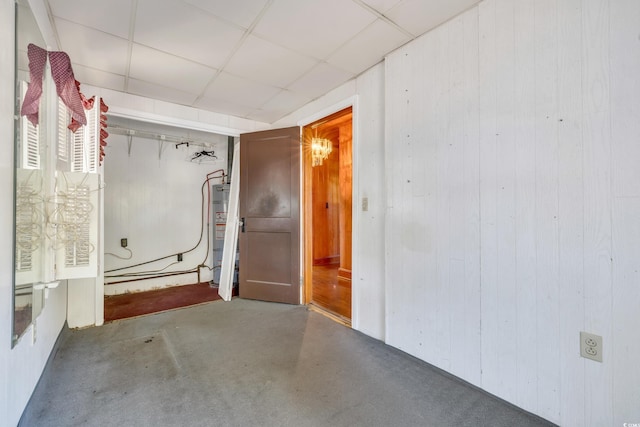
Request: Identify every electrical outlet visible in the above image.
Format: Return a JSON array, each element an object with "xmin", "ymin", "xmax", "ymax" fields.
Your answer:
[
  {"xmin": 362, "ymin": 197, "xmax": 368, "ymax": 212},
  {"xmin": 177, "ymin": 253, "xmax": 183, "ymax": 262},
  {"xmin": 580, "ymin": 331, "xmax": 603, "ymax": 362},
  {"xmin": 121, "ymin": 238, "xmax": 128, "ymax": 248}
]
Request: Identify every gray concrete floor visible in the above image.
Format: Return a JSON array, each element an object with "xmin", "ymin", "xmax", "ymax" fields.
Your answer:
[{"xmin": 21, "ymin": 299, "xmax": 555, "ymax": 427}]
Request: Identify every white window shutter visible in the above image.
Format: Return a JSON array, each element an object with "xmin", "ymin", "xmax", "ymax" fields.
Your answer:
[
  {"xmin": 57, "ymin": 97, "xmax": 70, "ymax": 169},
  {"xmin": 70, "ymin": 99, "xmax": 100, "ymax": 173},
  {"xmin": 85, "ymin": 102, "xmax": 99, "ymax": 173},
  {"xmin": 20, "ymin": 81, "xmax": 40, "ymax": 170},
  {"xmin": 54, "ymin": 172, "xmax": 100, "ymax": 280},
  {"xmin": 70, "ymin": 124, "xmax": 85, "ymax": 172},
  {"xmin": 15, "ymin": 169, "xmax": 44, "ymax": 285}
]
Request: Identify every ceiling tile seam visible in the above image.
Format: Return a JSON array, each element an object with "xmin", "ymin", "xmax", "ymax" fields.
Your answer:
[
  {"xmin": 123, "ymin": 0, "xmax": 138, "ymax": 92},
  {"xmin": 71, "ymin": 62, "xmax": 126, "ymax": 79},
  {"xmin": 127, "ymin": 77, "xmax": 201, "ymax": 100},
  {"xmin": 51, "ymin": 15, "xmax": 130, "ymax": 42},
  {"xmin": 193, "ymin": 0, "xmax": 275, "ymax": 105},
  {"xmin": 177, "ymin": 0, "xmax": 251, "ymax": 33},
  {"xmin": 128, "ymin": 41, "xmax": 219, "ymax": 75},
  {"xmin": 244, "ymin": 88, "xmax": 292, "ymax": 122},
  {"xmin": 350, "ymin": 0, "xmax": 415, "ymax": 38},
  {"xmin": 282, "ymin": 59, "xmax": 355, "ymax": 95},
  {"xmin": 248, "ymin": 31, "xmax": 327, "ymax": 67},
  {"xmin": 321, "ymin": 19, "xmax": 393, "ymax": 72}
]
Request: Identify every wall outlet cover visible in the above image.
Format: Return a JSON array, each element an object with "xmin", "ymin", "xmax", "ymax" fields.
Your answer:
[{"xmin": 580, "ymin": 331, "xmax": 603, "ymax": 362}]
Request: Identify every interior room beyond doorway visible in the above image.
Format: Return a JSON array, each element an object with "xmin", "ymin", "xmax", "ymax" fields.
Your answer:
[{"xmin": 304, "ymin": 107, "xmax": 353, "ymax": 322}]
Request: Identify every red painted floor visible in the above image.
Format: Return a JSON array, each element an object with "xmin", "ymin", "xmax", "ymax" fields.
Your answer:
[{"xmin": 104, "ymin": 282, "xmax": 233, "ymax": 322}]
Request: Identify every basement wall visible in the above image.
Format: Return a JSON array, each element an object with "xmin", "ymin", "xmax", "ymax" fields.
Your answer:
[{"xmin": 278, "ymin": 1, "xmax": 640, "ymax": 425}]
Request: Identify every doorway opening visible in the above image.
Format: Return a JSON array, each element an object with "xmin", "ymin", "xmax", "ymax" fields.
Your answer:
[{"xmin": 303, "ymin": 107, "xmax": 353, "ymax": 323}]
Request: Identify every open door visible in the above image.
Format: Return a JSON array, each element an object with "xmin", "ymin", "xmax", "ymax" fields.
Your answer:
[{"xmin": 239, "ymin": 126, "xmax": 300, "ymax": 304}]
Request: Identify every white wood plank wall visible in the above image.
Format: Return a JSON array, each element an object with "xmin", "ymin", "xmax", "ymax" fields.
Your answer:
[
  {"xmin": 384, "ymin": 1, "xmax": 640, "ymax": 425},
  {"xmin": 385, "ymin": 6, "xmax": 482, "ymax": 384},
  {"xmin": 353, "ymin": 64, "xmax": 386, "ymax": 340}
]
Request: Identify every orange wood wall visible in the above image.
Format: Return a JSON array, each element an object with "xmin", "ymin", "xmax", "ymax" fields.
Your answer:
[
  {"xmin": 312, "ymin": 136, "xmax": 340, "ymax": 264},
  {"xmin": 338, "ymin": 124, "xmax": 352, "ymax": 280}
]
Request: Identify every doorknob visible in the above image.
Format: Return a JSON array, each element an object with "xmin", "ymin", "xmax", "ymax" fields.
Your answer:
[{"xmin": 241, "ymin": 217, "xmax": 245, "ymax": 233}]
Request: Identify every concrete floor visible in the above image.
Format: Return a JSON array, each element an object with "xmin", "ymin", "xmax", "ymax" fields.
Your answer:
[{"xmin": 21, "ymin": 299, "xmax": 555, "ymax": 427}]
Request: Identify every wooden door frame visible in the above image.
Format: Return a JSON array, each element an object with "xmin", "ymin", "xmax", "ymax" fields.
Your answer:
[{"xmin": 299, "ymin": 97, "xmax": 358, "ymax": 320}]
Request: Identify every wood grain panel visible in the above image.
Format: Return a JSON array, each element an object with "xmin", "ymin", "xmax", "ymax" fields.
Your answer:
[
  {"xmin": 513, "ymin": 0, "xmax": 538, "ymax": 411},
  {"xmin": 338, "ymin": 124, "xmax": 352, "ymax": 278},
  {"xmin": 478, "ymin": 0, "xmax": 500, "ymax": 397},
  {"xmin": 461, "ymin": 7, "xmax": 481, "ymax": 388},
  {"xmin": 533, "ymin": 0, "xmax": 561, "ymax": 419},
  {"xmin": 582, "ymin": 0, "xmax": 613, "ymax": 424},
  {"xmin": 612, "ymin": 198, "xmax": 640, "ymax": 426},
  {"xmin": 495, "ymin": 0, "xmax": 518, "ymax": 402},
  {"xmin": 385, "ymin": 41, "xmax": 418, "ymax": 355},
  {"xmin": 383, "ymin": 1, "xmax": 639, "ymax": 425},
  {"xmin": 353, "ymin": 64, "xmax": 385, "ymax": 340},
  {"xmin": 610, "ymin": 2, "xmax": 640, "ymax": 425},
  {"xmin": 447, "ymin": 15, "xmax": 467, "ymax": 380},
  {"xmin": 557, "ymin": 0, "xmax": 586, "ymax": 424},
  {"xmin": 312, "ymin": 147, "xmax": 339, "ymax": 263}
]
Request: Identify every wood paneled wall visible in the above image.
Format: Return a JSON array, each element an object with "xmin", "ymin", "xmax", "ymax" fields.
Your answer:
[
  {"xmin": 385, "ymin": 1, "xmax": 640, "ymax": 425},
  {"xmin": 338, "ymin": 124, "xmax": 352, "ymax": 281},
  {"xmin": 312, "ymin": 146, "xmax": 340, "ymax": 264}
]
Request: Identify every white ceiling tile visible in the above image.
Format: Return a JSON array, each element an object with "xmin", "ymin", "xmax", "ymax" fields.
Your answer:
[
  {"xmin": 327, "ymin": 19, "xmax": 410, "ymax": 75},
  {"xmin": 134, "ymin": 0, "xmax": 245, "ymax": 68},
  {"xmin": 127, "ymin": 78, "xmax": 199, "ymax": 106},
  {"xmin": 48, "ymin": 0, "xmax": 132, "ymax": 39},
  {"xmin": 129, "ymin": 44, "xmax": 217, "ymax": 95},
  {"xmin": 287, "ymin": 63, "xmax": 355, "ymax": 100},
  {"xmin": 248, "ymin": 90, "xmax": 312, "ymax": 123},
  {"xmin": 254, "ymin": 0, "xmax": 377, "ymax": 59},
  {"xmin": 387, "ymin": 0, "xmax": 479, "ymax": 37},
  {"xmin": 225, "ymin": 35, "xmax": 317, "ymax": 88},
  {"xmin": 245, "ymin": 109, "xmax": 286, "ymax": 124},
  {"xmin": 72, "ymin": 64, "xmax": 126, "ymax": 92},
  {"xmin": 203, "ymin": 72, "xmax": 281, "ymax": 108},
  {"xmin": 182, "ymin": 0, "xmax": 269, "ymax": 29},
  {"xmin": 193, "ymin": 97, "xmax": 255, "ymax": 118},
  {"xmin": 261, "ymin": 90, "xmax": 311, "ymax": 113},
  {"xmin": 55, "ymin": 19, "xmax": 129, "ymax": 75},
  {"xmin": 360, "ymin": 0, "xmax": 403, "ymax": 14}
]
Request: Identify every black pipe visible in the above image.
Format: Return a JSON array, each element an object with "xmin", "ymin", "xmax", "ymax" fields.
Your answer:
[{"xmin": 227, "ymin": 135, "xmax": 234, "ymax": 183}]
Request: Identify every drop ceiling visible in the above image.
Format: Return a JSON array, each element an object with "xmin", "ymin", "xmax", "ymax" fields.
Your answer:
[{"xmin": 40, "ymin": 0, "xmax": 479, "ymax": 124}]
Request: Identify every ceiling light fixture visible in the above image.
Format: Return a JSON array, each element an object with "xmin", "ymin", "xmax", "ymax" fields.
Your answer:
[{"xmin": 311, "ymin": 128, "xmax": 332, "ymax": 167}]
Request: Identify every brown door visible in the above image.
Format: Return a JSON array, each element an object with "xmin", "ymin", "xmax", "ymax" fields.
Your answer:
[{"xmin": 239, "ymin": 126, "xmax": 300, "ymax": 304}]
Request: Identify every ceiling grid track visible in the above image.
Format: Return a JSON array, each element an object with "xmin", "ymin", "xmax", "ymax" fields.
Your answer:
[{"xmin": 123, "ymin": 0, "xmax": 138, "ymax": 92}]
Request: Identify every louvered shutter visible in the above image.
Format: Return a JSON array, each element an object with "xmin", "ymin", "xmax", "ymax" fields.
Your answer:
[
  {"xmin": 20, "ymin": 81, "xmax": 40, "ymax": 170},
  {"xmin": 69, "ymin": 99, "xmax": 100, "ymax": 173},
  {"xmin": 54, "ymin": 172, "xmax": 100, "ymax": 279},
  {"xmin": 57, "ymin": 98, "xmax": 70, "ymax": 170},
  {"xmin": 15, "ymin": 169, "xmax": 44, "ymax": 285}
]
